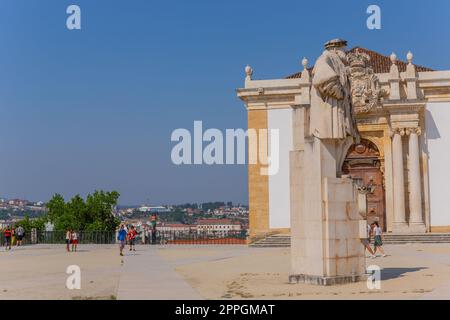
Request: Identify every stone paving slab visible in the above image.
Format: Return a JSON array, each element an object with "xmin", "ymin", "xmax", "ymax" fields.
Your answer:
[{"xmin": 117, "ymin": 246, "xmax": 202, "ymax": 300}]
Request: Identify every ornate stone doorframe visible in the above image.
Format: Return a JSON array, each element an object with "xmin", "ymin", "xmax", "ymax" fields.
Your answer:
[{"xmin": 342, "ymin": 139, "xmax": 386, "ymax": 230}]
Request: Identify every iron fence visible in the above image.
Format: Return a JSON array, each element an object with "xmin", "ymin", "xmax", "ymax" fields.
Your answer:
[
  {"xmin": 0, "ymin": 229, "xmax": 248, "ymax": 246},
  {"xmin": 0, "ymin": 232, "xmax": 32, "ymax": 246},
  {"xmin": 142, "ymin": 229, "xmax": 248, "ymax": 245},
  {"xmin": 36, "ymin": 231, "xmax": 116, "ymax": 244}
]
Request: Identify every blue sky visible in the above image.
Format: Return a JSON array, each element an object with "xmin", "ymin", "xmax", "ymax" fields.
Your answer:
[{"xmin": 0, "ymin": 0, "xmax": 449, "ymax": 205}]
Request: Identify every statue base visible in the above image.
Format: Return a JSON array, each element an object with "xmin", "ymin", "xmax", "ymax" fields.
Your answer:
[{"xmin": 290, "ymin": 136, "xmax": 367, "ymax": 286}]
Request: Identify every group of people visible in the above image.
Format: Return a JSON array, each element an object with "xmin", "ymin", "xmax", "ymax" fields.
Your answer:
[
  {"xmin": 2, "ymin": 225, "xmax": 25, "ymax": 250},
  {"xmin": 362, "ymin": 221, "xmax": 387, "ymax": 258},
  {"xmin": 65, "ymin": 229, "xmax": 79, "ymax": 252},
  {"xmin": 117, "ymin": 224, "xmax": 138, "ymax": 256}
]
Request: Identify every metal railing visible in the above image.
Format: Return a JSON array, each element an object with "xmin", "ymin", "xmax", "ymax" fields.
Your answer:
[
  {"xmin": 0, "ymin": 232, "xmax": 32, "ymax": 246},
  {"xmin": 1, "ymin": 230, "xmax": 248, "ymax": 246},
  {"xmin": 36, "ymin": 231, "xmax": 116, "ymax": 244},
  {"xmin": 142, "ymin": 230, "xmax": 247, "ymax": 245}
]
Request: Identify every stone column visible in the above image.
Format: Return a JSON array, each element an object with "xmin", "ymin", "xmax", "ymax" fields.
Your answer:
[
  {"xmin": 391, "ymin": 128, "xmax": 408, "ymax": 232},
  {"xmin": 407, "ymin": 128, "xmax": 426, "ymax": 233}
]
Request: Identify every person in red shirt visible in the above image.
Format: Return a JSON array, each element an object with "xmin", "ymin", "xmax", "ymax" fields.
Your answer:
[
  {"xmin": 127, "ymin": 225, "xmax": 137, "ymax": 252},
  {"xmin": 4, "ymin": 226, "xmax": 12, "ymax": 250}
]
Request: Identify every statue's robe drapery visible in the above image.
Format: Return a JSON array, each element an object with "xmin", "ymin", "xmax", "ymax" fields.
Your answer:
[{"xmin": 310, "ymin": 50, "xmax": 359, "ymax": 140}]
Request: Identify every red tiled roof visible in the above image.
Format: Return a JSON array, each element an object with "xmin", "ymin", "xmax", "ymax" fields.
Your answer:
[{"xmin": 286, "ymin": 47, "xmax": 434, "ymax": 79}]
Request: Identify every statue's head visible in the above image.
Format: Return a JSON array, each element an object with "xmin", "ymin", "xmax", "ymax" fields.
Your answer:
[
  {"xmin": 325, "ymin": 38, "xmax": 348, "ymax": 50},
  {"xmin": 324, "ymin": 38, "xmax": 348, "ymax": 61}
]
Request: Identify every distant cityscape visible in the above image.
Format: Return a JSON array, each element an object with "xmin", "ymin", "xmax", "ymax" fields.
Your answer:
[{"xmin": 0, "ymin": 197, "xmax": 249, "ymax": 233}]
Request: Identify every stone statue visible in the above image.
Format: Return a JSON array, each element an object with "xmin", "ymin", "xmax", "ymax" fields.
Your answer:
[
  {"xmin": 289, "ymin": 39, "xmax": 368, "ymax": 286},
  {"xmin": 310, "ymin": 39, "xmax": 359, "ymax": 141}
]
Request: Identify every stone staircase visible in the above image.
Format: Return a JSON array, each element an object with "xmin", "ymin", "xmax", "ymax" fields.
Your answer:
[
  {"xmin": 249, "ymin": 234, "xmax": 291, "ymax": 248},
  {"xmin": 381, "ymin": 233, "xmax": 450, "ymax": 244},
  {"xmin": 250, "ymin": 233, "xmax": 450, "ymax": 248}
]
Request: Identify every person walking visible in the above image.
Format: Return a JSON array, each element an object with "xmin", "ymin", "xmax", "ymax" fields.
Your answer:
[
  {"xmin": 118, "ymin": 224, "xmax": 127, "ymax": 256},
  {"xmin": 150, "ymin": 214, "xmax": 157, "ymax": 231},
  {"xmin": 4, "ymin": 226, "xmax": 12, "ymax": 251},
  {"xmin": 128, "ymin": 225, "xmax": 137, "ymax": 252},
  {"xmin": 71, "ymin": 230, "xmax": 78, "ymax": 252},
  {"xmin": 373, "ymin": 222, "xmax": 387, "ymax": 257},
  {"xmin": 362, "ymin": 223, "xmax": 375, "ymax": 258},
  {"xmin": 65, "ymin": 228, "xmax": 72, "ymax": 252},
  {"xmin": 16, "ymin": 225, "xmax": 25, "ymax": 246}
]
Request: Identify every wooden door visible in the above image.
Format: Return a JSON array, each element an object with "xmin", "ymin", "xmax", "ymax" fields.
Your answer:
[{"xmin": 342, "ymin": 140, "xmax": 386, "ymax": 231}]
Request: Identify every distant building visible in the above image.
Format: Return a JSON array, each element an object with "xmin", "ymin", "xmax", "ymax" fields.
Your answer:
[
  {"xmin": 8, "ymin": 199, "xmax": 29, "ymax": 207},
  {"xmin": 196, "ymin": 219, "xmax": 242, "ymax": 236},
  {"xmin": 158, "ymin": 223, "xmax": 196, "ymax": 233},
  {"xmin": 138, "ymin": 206, "xmax": 170, "ymax": 213}
]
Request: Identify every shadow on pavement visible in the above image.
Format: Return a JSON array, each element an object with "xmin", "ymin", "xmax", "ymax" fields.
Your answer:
[{"xmin": 381, "ymin": 267, "xmax": 427, "ymax": 280}]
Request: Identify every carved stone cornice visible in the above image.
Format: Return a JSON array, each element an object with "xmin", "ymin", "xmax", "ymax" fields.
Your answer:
[{"xmin": 384, "ymin": 101, "xmax": 425, "ymax": 113}]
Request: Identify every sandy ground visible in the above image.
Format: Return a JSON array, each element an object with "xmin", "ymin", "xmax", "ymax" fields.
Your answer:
[
  {"xmin": 2, "ymin": 243, "xmax": 450, "ymax": 299},
  {"xmin": 159, "ymin": 244, "xmax": 450, "ymax": 300},
  {"xmin": 0, "ymin": 244, "xmax": 121, "ymax": 300}
]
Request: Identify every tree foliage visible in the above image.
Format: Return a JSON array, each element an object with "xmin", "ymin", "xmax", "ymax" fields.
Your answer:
[
  {"xmin": 46, "ymin": 191, "xmax": 120, "ymax": 231},
  {"xmin": 16, "ymin": 214, "xmax": 47, "ymax": 233}
]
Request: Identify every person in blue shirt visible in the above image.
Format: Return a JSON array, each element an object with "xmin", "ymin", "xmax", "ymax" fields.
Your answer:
[{"xmin": 118, "ymin": 224, "xmax": 127, "ymax": 256}]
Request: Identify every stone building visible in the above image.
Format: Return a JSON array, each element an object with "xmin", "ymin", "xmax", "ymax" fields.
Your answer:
[{"xmin": 237, "ymin": 45, "xmax": 450, "ymax": 241}]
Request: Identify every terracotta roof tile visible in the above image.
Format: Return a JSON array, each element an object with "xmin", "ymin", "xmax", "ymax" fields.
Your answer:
[{"xmin": 286, "ymin": 47, "xmax": 434, "ymax": 79}]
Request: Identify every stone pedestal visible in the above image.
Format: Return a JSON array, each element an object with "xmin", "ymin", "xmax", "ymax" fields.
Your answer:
[{"xmin": 289, "ymin": 136, "xmax": 366, "ymax": 285}]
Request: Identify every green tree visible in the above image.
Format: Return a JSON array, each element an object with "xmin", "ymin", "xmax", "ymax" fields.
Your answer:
[
  {"xmin": 16, "ymin": 214, "xmax": 48, "ymax": 233},
  {"xmin": 66, "ymin": 194, "xmax": 86, "ymax": 230},
  {"xmin": 46, "ymin": 190, "xmax": 120, "ymax": 232},
  {"xmin": 85, "ymin": 190, "xmax": 120, "ymax": 231},
  {"xmin": 47, "ymin": 194, "xmax": 66, "ymax": 222}
]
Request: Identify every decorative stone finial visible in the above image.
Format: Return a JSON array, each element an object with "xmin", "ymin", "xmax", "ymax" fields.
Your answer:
[
  {"xmin": 301, "ymin": 57, "xmax": 308, "ymax": 70},
  {"xmin": 407, "ymin": 51, "xmax": 413, "ymax": 64},
  {"xmin": 389, "ymin": 52, "xmax": 400, "ymax": 99},
  {"xmin": 245, "ymin": 65, "xmax": 253, "ymax": 80},
  {"xmin": 390, "ymin": 52, "xmax": 397, "ymax": 64},
  {"xmin": 405, "ymin": 50, "xmax": 418, "ymax": 98},
  {"xmin": 300, "ymin": 57, "xmax": 311, "ymax": 83}
]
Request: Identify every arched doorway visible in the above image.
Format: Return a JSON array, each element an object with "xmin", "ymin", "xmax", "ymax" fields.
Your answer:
[{"xmin": 342, "ymin": 139, "xmax": 386, "ymax": 231}]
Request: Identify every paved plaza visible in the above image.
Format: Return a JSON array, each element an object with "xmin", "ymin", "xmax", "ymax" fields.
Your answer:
[{"xmin": 1, "ymin": 243, "xmax": 450, "ymax": 299}]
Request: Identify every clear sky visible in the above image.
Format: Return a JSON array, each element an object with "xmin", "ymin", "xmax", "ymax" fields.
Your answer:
[{"xmin": 1, "ymin": 0, "xmax": 449, "ymax": 205}]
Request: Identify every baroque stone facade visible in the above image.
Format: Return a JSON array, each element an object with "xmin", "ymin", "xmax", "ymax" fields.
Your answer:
[{"xmin": 237, "ymin": 44, "xmax": 450, "ymax": 241}]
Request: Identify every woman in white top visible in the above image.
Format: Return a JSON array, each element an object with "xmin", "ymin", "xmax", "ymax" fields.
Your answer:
[{"xmin": 372, "ymin": 222, "xmax": 387, "ymax": 257}]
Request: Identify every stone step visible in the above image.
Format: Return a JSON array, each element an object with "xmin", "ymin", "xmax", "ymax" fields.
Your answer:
[
  {"xmin": 250, "ymin": 244, "xmax": 290, "ymax": 248},
  {"xmin": 250, "ymin": 233, "xmax": 450, "ymax": 248}
]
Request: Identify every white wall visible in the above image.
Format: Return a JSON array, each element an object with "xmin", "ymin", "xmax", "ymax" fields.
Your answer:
[
  {"xmin": 267, "ymin": 108, "xmax": 292, "ymax": 228},
  {"xmin": 425, "ymin": 102, "xmax": 450, "ymax": 226}
]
